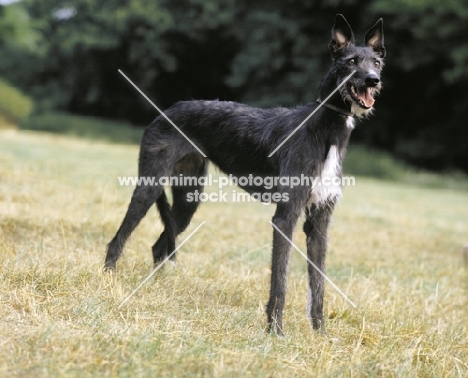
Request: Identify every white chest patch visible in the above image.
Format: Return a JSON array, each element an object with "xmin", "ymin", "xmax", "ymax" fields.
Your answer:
[
  {"xmin": 346, "ymin": 116, "xmax": 355, "ymax": 130},
  {"xmin": 310, "ymin": 145, "xmax": 342, "ymax": 204}
]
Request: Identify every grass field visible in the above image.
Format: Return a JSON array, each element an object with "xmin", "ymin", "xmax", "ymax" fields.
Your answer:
[{"xmin": 1, "ymin": 128, "xmax": 467, "ymax": 377}]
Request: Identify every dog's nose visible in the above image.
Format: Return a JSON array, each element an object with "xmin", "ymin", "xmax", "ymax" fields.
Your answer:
[{"xmin": 365, "ymin": 74, "xmax": 380, "ymax": 87}]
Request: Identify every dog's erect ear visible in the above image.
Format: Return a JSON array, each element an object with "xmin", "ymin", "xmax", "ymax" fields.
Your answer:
[
  {"xmin": 365, "ymin": 18, "xmax": 386, "ymax": 58},
  {"xmin": 329, "ymin": 14, "xmax": 355, "ymax": 57}
]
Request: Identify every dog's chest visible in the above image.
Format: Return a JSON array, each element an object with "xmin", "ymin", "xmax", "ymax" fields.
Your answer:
[{"xmin": 310, "ymin": 145, "xmax": 342, "ymax": 204}]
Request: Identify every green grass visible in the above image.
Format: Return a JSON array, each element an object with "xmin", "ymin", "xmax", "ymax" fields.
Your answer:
[
  {"xmin": 344, "ymin": 145, "xmax": 408, "ymax": 181},
  {"xmin": 20, "ymin": 112, "xmax": 143, "ymax": 144},
  {"xmin": 1, "ymin": 129, "xmax": 467, "ymax": 377},
  {"xmin": 344, "ymin": 145, "xmax": 468, "ymax": 190}
]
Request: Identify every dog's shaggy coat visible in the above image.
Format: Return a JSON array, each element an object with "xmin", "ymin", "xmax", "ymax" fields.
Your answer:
[{"xmin": 105, "ymin": 14, "xmax": 385, "ymax": 334}]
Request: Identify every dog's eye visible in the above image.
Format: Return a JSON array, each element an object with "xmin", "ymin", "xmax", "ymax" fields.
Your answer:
[
  {"xmin": 349, "ymin": 58, "xmax": 356, "ymax": 65},
  {"xmin": 374, "ymin": 60, "xmax": 381, "ymax": 68}
]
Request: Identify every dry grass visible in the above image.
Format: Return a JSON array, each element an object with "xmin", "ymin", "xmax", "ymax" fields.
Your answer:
[{"xmin": 1, "ymin": 129, "xmax": 467, "ymax": 377}]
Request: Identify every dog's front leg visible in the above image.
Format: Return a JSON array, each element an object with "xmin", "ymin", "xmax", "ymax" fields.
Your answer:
[
  {"xmin": 303, "ymin": 202, "xmax": 335, "ymax": 333},
  {"xmin": 267, "ymin": 201, "xmax": 301, "ymax": 335}
]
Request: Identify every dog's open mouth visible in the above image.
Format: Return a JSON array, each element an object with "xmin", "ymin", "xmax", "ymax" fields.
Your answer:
[{"xmin": 349, "ymin": 84, "xmax": 375, "ymax": 109}]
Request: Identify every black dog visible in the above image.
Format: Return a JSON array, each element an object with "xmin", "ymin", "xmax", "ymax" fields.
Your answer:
[{"xmin": 105, "ymin": 14, "xmax": 385, "ymax": 335}]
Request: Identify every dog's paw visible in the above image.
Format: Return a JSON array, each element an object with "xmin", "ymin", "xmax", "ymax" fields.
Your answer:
[{"xmin": 103, "ymin": 262, "xmax": 116, "ymax": 272}]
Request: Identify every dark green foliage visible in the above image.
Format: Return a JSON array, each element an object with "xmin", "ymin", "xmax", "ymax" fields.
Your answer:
[
  {"xmin": 1, "ymin": 0, "xmax": 468, "ymax": 172},
  {"xmin": 0, "ymin": 79, "xmax": 33, "ymax": 122},
  {"xmin": 366, "ymin": 0, "xmax": 468, "ymax": 172},
  {"xmin": 343, "ymin": 145, "xmax": 408, "ymax": 181}
]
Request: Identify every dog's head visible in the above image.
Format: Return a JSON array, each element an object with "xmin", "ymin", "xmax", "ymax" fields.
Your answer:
[{"xmin": 329, "ymin": 14, "xmax": 385, "ymax": 117}]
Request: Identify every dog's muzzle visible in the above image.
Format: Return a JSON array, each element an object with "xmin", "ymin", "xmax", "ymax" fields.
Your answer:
[{"xmin": 348, "ymin": 74, "xmax": 380, "ymax": 109}]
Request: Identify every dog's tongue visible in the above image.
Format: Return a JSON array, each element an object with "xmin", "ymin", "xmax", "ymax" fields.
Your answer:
[{"xmin": 357, "ymin": 87, "xmax": 375, "ymax": 108}]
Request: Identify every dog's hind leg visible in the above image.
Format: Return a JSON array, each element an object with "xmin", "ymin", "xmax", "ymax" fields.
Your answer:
[
  {"xmin": 104, "ymin": 183, "xmax": 163, "ymax": 271},
  {"xmin": 151, "ymin": 190, "xmax": 176, "ymax": 265},
  {"xmin": 303, "ymin": 202, "xmax": 335, "ymax": 333},
  {"xmin": 152, "ymin": 153, "xmax": 207, "ymax": 265},
  {"xmin": 105, "ymin": 127, "xmax": 180, "ymax": 270}
]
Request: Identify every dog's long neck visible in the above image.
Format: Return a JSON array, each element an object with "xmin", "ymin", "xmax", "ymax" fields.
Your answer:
[
  {"xmin": 317, "ymin": 68, "xmax": 352, "ymax": 115},
  {"xmin": 312, "ymin": 67, "xmax": 356, "ymax": 166}
]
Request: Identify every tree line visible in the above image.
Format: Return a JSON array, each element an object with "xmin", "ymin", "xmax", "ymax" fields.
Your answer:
[{"xmin": 1, "ymin": 0, "xmax": 467, "ymax": 172}]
